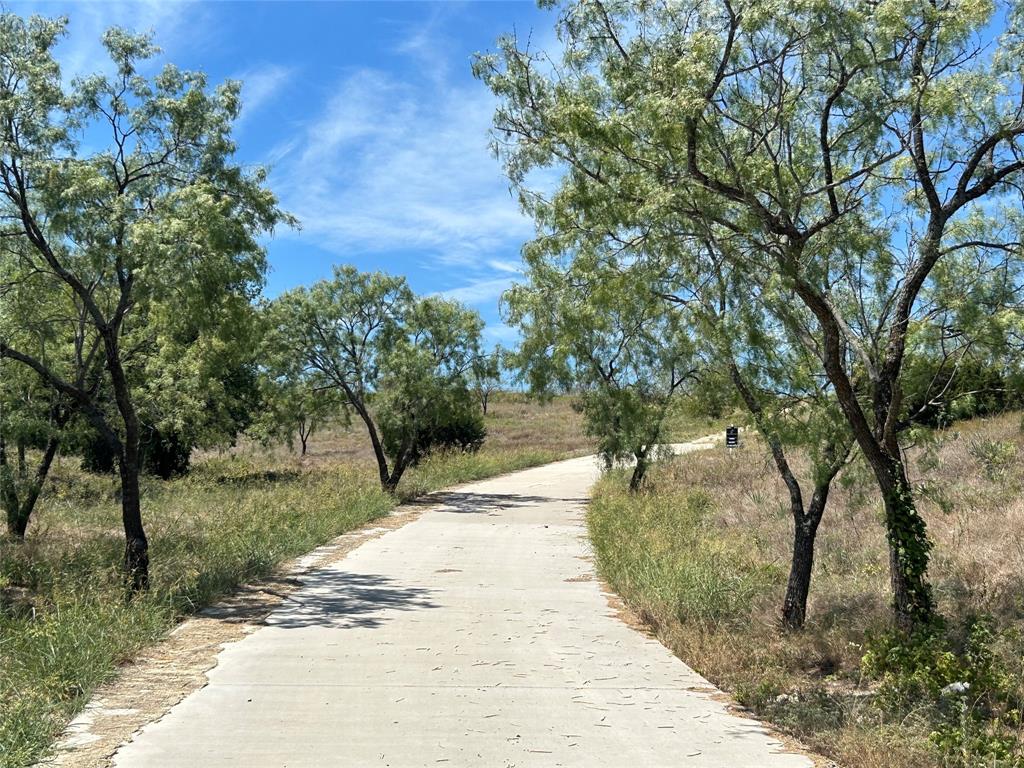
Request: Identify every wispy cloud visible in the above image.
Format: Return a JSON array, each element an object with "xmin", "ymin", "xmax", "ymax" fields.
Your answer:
[
  {"xmin": 236, "ymin": 64, "xmax": 296, "ymax": 125},
  {"xmin": 437, "ymin": 276, "xmax": 515, "ymax": 304},
  {"xmin": 487, "ymin": 259, "xmax": 523, "ymax": 275},
  {"xmin": 43, "ymin": 1, "xmax": 210, "ymax": 80},
  {"xmin": 392, "ymin": 2, "xmax": 459, "ymax": 87},
  {"xmin": 269, "ymin": 62, "xmax": 535, "ymax": 307}
]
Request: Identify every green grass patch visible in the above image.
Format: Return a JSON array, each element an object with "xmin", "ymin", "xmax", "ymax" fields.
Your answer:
[{"xmin": 588, "ymin": 471, "xmax": 779, "ymax": 629}]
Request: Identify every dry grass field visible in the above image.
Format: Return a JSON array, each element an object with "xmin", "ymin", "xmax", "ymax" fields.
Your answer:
[
  {"xmin": 590, "ymin": 412, "xmax": 1024, "ymax": 767},
  {"xmin": 232, "ymin": 392, "xmax": 593, "ymax": 471}
]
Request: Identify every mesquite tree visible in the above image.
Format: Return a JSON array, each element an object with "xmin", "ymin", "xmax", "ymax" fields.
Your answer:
[
  {"xmin": 505, "ymin": 257, "xmax": 698, "ymax": 491},
  {"xmin": 0, "ymin": 17, "xmax": 286, "ymax": 588},
  {"xmin": 677, "ymin": 243, "xmax": 854, "ymax": 628},
  {"xmin": 251, "ymin": 374, "xmax": 344, "ymax": 456},
  {"xmin": 478, "ymin": 0, "xmax": 1024, "ymax": 631},
  {"xmin": 471, "ymin": 345, "xmax": 505, "ymax": 415},
  {"xmin": 510, "ymin": 214, "xmax": 853, "ymax": 626},
  {"xmin": 269, "ymin": 267, "xmax": 486, "ymax": 492}
]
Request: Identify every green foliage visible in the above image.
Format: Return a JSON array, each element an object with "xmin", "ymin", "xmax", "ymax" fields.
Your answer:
[
  {"xmin": 268, "ymin": 267, "xmax": 488, "ymax": 489},
  {"xmin": 575, "ymin": 387, "xmax": 670, "ymax": 470},
  {"xmin": 903, "ymin": 358, "xmax": 1024, "ymax": 428},
  {"xmin": 505, "ymin": 257, "xmax": 698, "ymax": 488},
  {"xmin": 249, "ymin": 374, "xmax": 345, "ymax": 455},
  {"xmin": 862, "ymin": 619, "xmax": 1024, "ymax": 766},
  {"xmin": 470, "ymin": 346, "xmax": 505, "ymax": 413},
  {"xmin": 967, "ymin": 438, "xmax": 1018, "ymax": 481},
  {"xmin": 72, "ymin": 424, "xmax": 197, "ymax": 479},
  {"xmin": 373, "ymin": 295, "xmax": 487, "ymax": 465},
  {"xmin": 0, "ymin": 11, "xmax": 289, "ymax": 581},
  {"xmin": 139, "ymin": 428, "xmax": 193, "ymax": 480},
  {"xmin": 380, "ymin": 386, "xmax": 485, "ymax": 465},
  {"xmin": 479, "ymin": 0, "xmax": 1024, "ymax": 630}
]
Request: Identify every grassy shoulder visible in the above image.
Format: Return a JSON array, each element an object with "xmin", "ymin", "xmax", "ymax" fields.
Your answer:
[
  {"xmin": 589, "ymin": 413, "xmax": 1024, "ymax": 768},
  {"xmin": 0, "ymin": 394, "xmax": 590, "ymax": 768}
]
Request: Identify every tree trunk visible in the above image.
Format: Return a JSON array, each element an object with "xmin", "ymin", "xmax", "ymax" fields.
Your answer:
[
  {"xmin": 2, "ymin": 434, "xmax": 62, "ymax": 540},
  {"xmin": 347, "ymin": 392, "xmax": 393, "ymax": 491},
  {"xmin": 105, "ymin": 344, "xmax": 149, "ymax": 593},
  {"xmin": 726, "ymin": 361, "xmax": 849, "ymax": 630},
  {"xmin": 878, "ymin": 462, "xmax": 933, "ymax": 632},
  {"xmin": 17, "ymin": 439, "xmax": 27, "ymax": 481},
  {"xmin": 629, "ymin": 451, "xmax": 648, "ymax": 492},
  {"xmin": 119, "ymin": 437, "xmax": 149, "ymax": 592},
  {"xmin": 383, "ymin": 442, "xmax": 414, "ymax": 494},
  {"xmin": 7, "ymin": 436, "xmax": 61, "ymax": 540},
  {"xmin": 782, "ymin": 523, "xmax": 816, "ymax": 629},
  {"xmin": 781, "ymin": 485, "xmax": 828, "ymax": 630}
]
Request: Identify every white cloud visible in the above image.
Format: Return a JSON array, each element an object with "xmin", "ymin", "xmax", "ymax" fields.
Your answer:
[
  {"xmin": 236, "ymin": 64, "xmax": 296, "ymax": 125},
  {"xmin": 269, "ymin": 65, "xmax": 536, "ymax": 294},
  {"xmin": 437, "ymin": 276, "xmax": 515, "ymax": 305},
  {"xmin": 487, "ymin": 259, "xmax": 523, "ymax": 274}
]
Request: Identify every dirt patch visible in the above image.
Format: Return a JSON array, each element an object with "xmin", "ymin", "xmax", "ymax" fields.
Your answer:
[{"xmin": 40, "ymin": 501, "xmax": 431, "ymax": 768}]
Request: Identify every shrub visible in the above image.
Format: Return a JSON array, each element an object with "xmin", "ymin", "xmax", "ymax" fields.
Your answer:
[
  {"xmin": 862, "ymin": 618, "xmax": 1024, "ymax": 766},
  {"xmin": 967, "ymin": 438, "xmax": 1017, "ymax": 480},
  {"xmin": 903, "ymin": 359, "xmax": 1024, "ymax": 428},
  {"xmin": 379, "ymin": 386, "xmax": 486, "ymax": 466},
  {"xmin": 75, "ymin": 426, "xmax": 193, "ymax": 479}
]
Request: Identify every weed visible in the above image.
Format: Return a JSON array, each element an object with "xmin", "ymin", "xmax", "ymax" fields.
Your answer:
[{"xmin": 967, "ymin": 438, "xmax": 1017, "ymax": 480}]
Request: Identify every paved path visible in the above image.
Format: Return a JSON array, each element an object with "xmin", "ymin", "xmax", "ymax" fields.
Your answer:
[{"xmin": 112, "ymin": 445, "xmax": 812, "ymax": 767}]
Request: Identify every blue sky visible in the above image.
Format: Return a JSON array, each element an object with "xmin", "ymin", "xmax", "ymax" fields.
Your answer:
[{"xmin": 14, "ymin": 0, "xmax": 558, "ymax": 346}]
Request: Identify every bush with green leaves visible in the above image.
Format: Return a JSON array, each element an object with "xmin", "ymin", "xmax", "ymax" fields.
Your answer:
[
  {"xmin": 862, "ymin": 619, "xmax": 1023, "ymax": 766},
  {"xmin": 380, "ymin": 385, "xmax": 485, "ymax": 466},
  {"xmin": 903, "ymin": 358, "xmax": 1024, "ymax": 429},
  {"xmin": 267, "ymin": 267, "xmax": 488, "ymax": 491}
]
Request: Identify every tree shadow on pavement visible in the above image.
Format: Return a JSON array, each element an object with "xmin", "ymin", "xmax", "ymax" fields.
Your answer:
[
  {"xmin": 430, "ymin": 492, "xmax": 589, "ymax": 515},
  {"xmin": 265, "ymin": 570, "xmax": 438, "ymax": 630}
]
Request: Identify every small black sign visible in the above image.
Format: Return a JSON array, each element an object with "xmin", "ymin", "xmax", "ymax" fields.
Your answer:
[{"xmin": 726, "ymin": 425, "xmax": 739, "ymax": 448}]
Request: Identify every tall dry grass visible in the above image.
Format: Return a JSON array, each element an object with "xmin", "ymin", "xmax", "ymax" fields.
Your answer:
[{"xmin": 589, "ymin": 412, "xmax": 1024, "ymax": 768}]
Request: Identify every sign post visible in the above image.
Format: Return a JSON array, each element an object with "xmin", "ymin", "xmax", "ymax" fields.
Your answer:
[{"xmin": 725, "ymin": 425, "xmax": 739, "ymax": 449}]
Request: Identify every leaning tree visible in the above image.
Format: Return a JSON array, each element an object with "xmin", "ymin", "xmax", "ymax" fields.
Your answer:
[
  {"xmin": 478, "ymin": 0, "xmax": 1024, "ymax": 631},
  {"xmin": 0, "ymin": 16, "xmax": 287, "ymax": 588},
  {"xmin": 669, "ymin": 239, "xmax": 854, "ymax": 629}
]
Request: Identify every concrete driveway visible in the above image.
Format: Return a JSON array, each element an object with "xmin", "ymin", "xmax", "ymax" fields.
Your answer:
[{"xmin": 111, "ymin": 445, "xmax": 813, "ymax": 767}]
